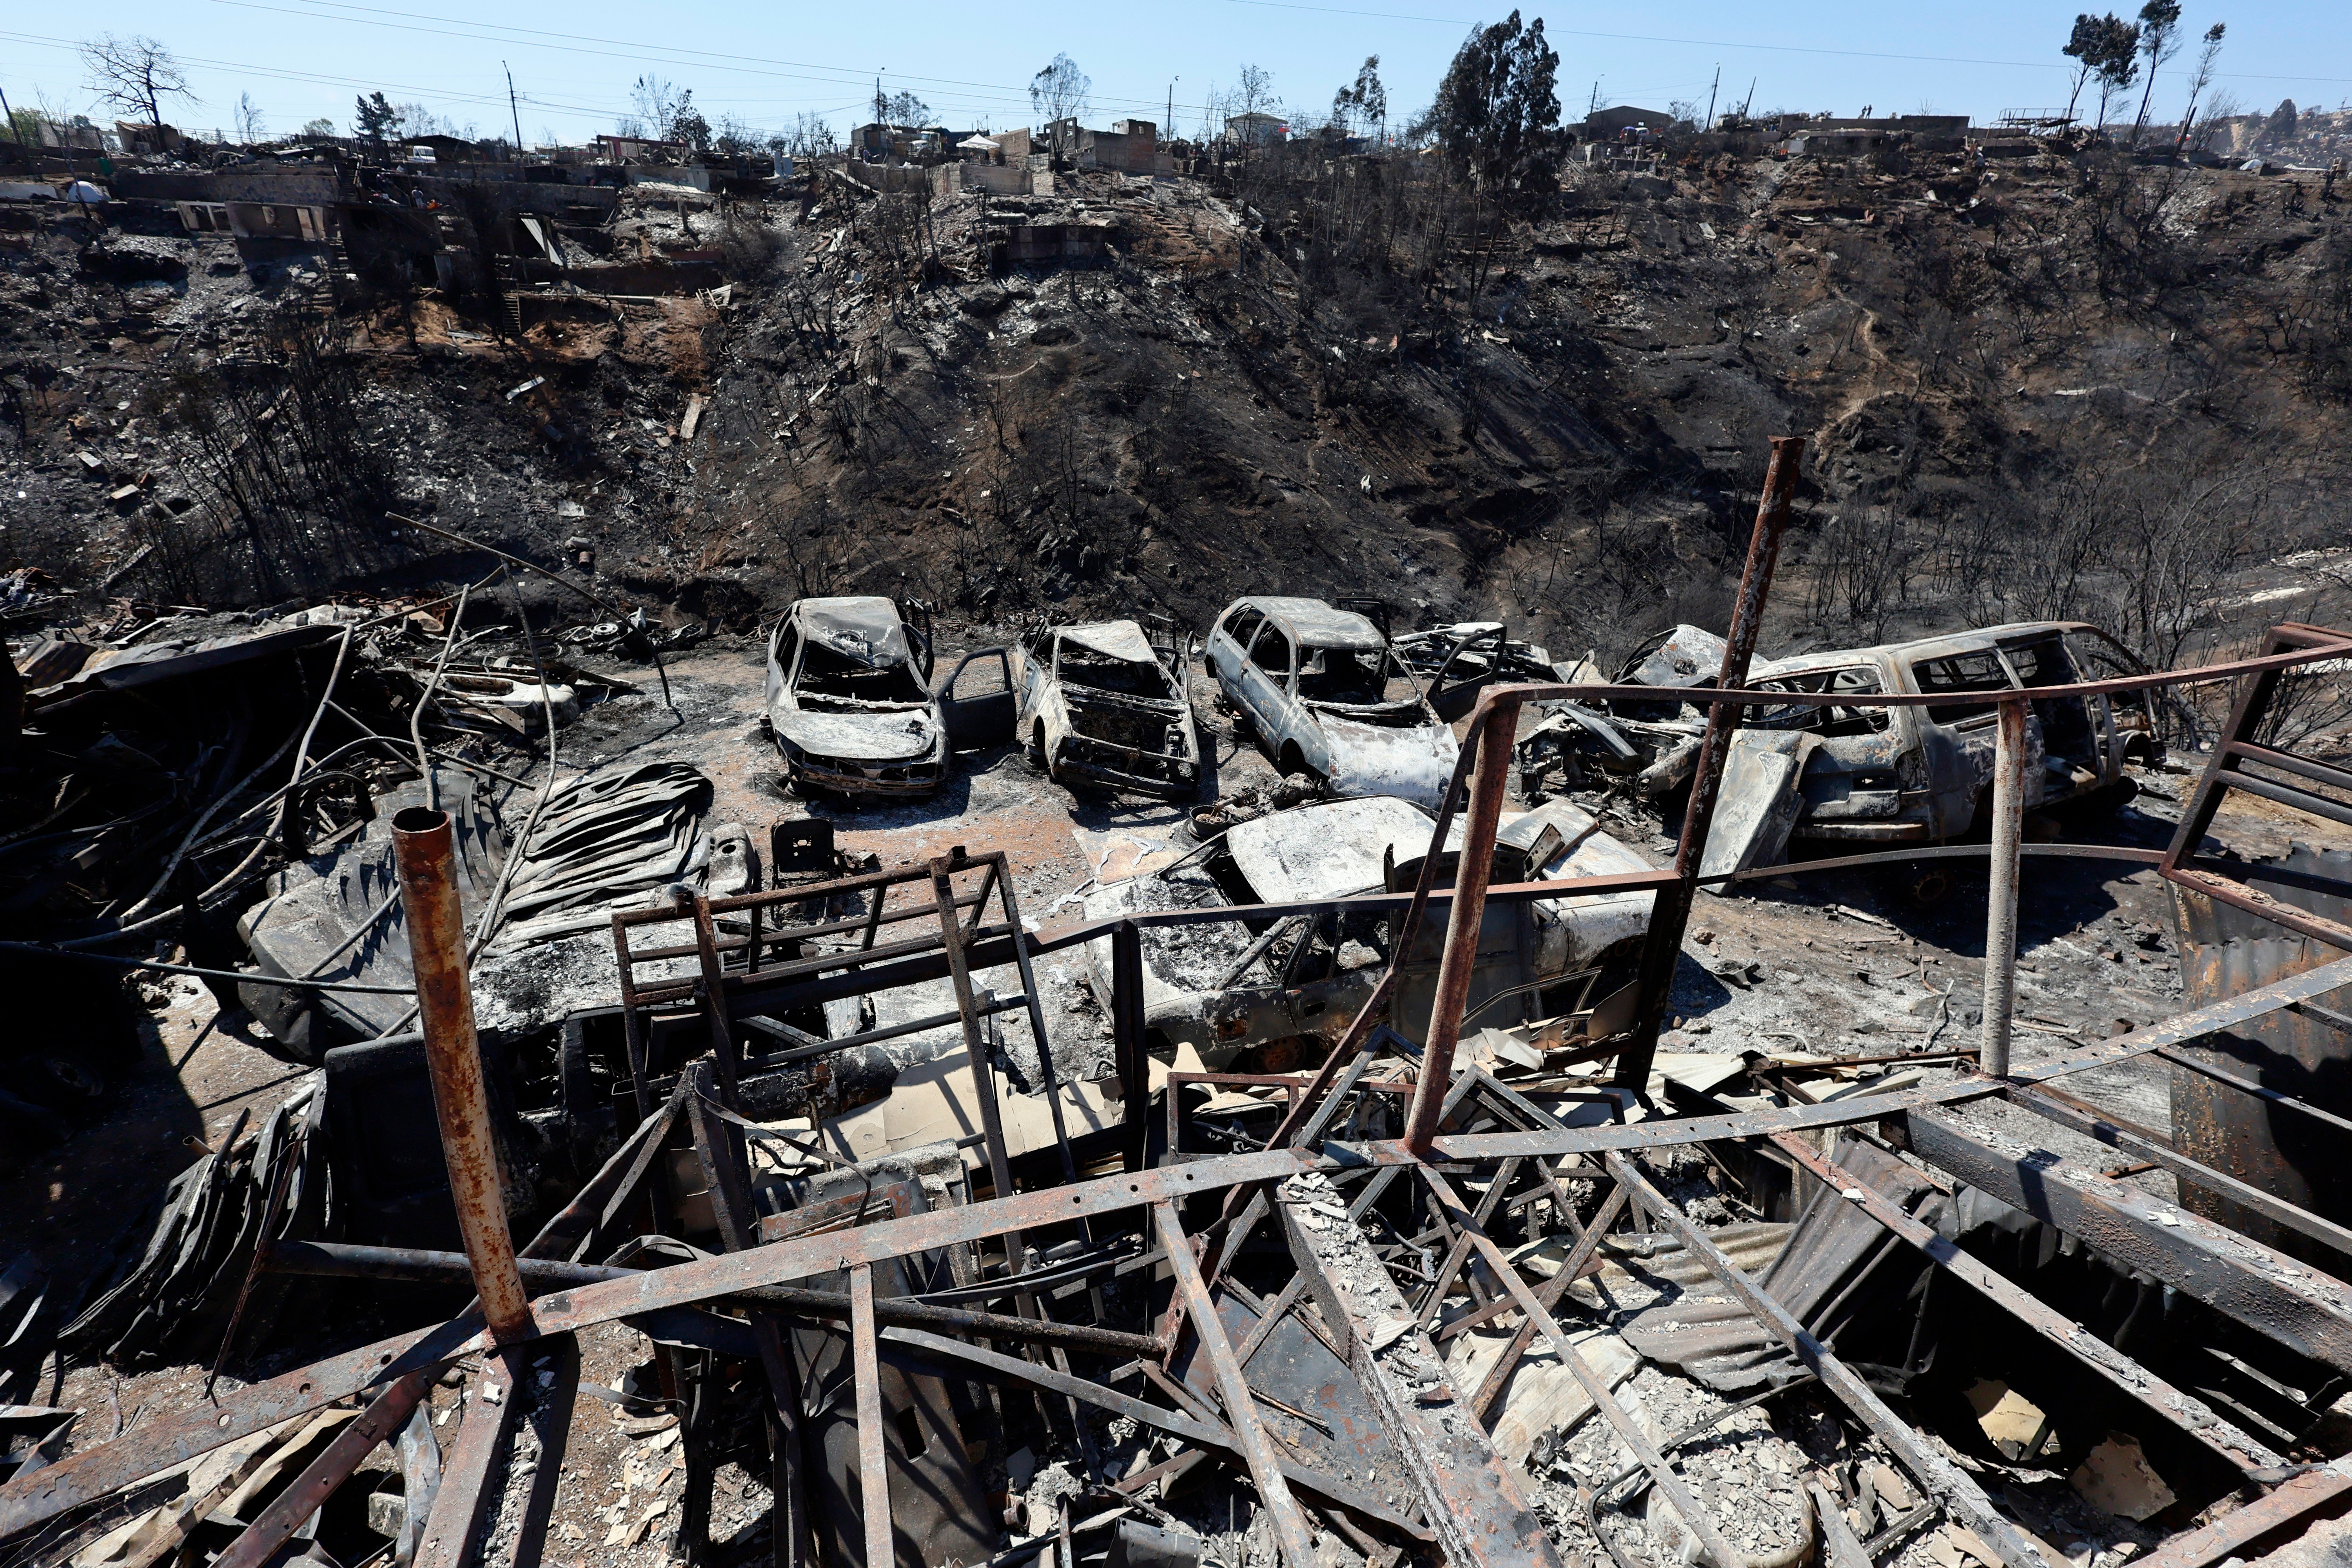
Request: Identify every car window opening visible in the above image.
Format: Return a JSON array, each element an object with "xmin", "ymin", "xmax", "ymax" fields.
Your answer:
[
  {"xmin": 1752, "ymin": 666, "xmax": 1891, "ymax": 737},
  {"xmin": 1059, "ymin": 644, "xmax": 1176, "ymax": 699},
  {"xmin": 2007, "ymin": 637, "xmax": 2099, "ymax": 762},
  {"xmin": 1911, "ymin": 648, "xmax": 2013, "ymax": 725},
  {"xmin": 1250, "ymin": 626, "xmax": 1293, "ymax": 676},
  {"xmin": 795, "ymin": 642, "xmax": 928, "ymax": 708}
]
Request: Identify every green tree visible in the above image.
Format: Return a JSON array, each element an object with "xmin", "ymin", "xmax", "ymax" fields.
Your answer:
[
  {"xmin": 2174, "ymin": 23, "xmax": 2225, "ymax": 153},
  {"xmin": 670, "ymin": 89, "xmax": 710, "ymax": 152},
  {"xmin": 1332, "ymin": 56, "xmax": 1387, "ymax": 140},
  {"xmin": 2128, "ymin": 0, "xmax": 2183, "ymax": 144},
  {"xmin": 353, "ymin": 91, "xmax": 399, "ymax": 145},
  {"xmin": 2062, "ymin": 13, "xmax": 2140, "ymax": 127},
  {"xmin": 1419, "ymin": 11, "xmax": 1563, "ymax": 193}
]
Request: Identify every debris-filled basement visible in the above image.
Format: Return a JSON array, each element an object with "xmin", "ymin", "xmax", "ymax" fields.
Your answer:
[{"xmin": 7, "ymin": 51, "xmax": 2352, "ymax": 1568}]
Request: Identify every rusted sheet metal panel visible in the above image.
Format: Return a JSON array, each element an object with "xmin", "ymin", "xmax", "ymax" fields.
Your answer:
[
  {"xmin": 1175, "ymin": 1283, "xmax": 1412, "ymax": 1506},
  {"xmin": 1276, "ymin": 1189, "xmax": 1563, "ymax": 1568},
  {"xmin": 2167, "ymin": 846, "xmax": 2352, "ymax": 1274},
  {"xmin": 1898, "ymin": 1111, "xmax": 2352, "ymax": 1375},
  {"xmin": 2134, "ymin": 1462, "xmax": 2352, "ymax": 1568}
]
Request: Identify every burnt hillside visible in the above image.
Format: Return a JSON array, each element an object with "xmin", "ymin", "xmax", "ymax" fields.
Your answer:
[{"xmin": 7, "ymin": 142, "xmax": 2350, "ymax": 671}]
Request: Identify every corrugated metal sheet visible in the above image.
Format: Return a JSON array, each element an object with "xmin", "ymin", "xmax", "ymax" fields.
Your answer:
[{"xmin": 2167, "ymin": 842, "xmax": 2352, "ymax": 1272}]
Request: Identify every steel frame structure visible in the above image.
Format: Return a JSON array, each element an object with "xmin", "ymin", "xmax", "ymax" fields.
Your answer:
[{"xmin": 13, "ymin": 459, "xmax": 2352, "ymax": 1568}]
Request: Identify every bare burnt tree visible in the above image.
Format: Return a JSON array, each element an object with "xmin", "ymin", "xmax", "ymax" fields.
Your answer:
[
  {"xmin": 146, "ymin": 308, "xmax": 398, "ymax": 602},
  {"xmin": 79, "ymin": 34, "xmax": 194, "ymax": 134}
]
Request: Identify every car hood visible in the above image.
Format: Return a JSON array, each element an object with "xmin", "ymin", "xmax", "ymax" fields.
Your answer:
[
  {"xmin": 1317, "ymin": 714, "xmax": 1461, "ymax": 811},
  {"xmin": 771, "ymin": 705, "xmax": 942, "ymax": 762}
]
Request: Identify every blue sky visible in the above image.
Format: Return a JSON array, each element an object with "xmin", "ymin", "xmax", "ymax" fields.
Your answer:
[{"xmin": 3, "ymin": 0, "xmax": 2345, "ymax": 147}]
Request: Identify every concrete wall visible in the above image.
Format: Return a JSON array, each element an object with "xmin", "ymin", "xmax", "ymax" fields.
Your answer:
[
  {"xmin": 840, "ymin": 161, "xmax": 933, "ymax": 195},
  {"xmin": 410, "ymin": 175, "xmax": 621, "ymax": 216},
  {"xmin": 114, "ymin": 167, "xmax": 341, "ymax": 204},
  {"xmin": 1078, "ymin": 126, "xmax": 1156, "ymax": 175},
  {"xmin": 932, "ymin": 161, "xmax": 1029, "ymax": 196},
  {"xmin": 991, "ymin": 223, "xmax": 1112, "ymax": 267}
]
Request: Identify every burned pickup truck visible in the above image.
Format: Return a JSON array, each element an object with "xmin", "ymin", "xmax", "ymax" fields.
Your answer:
[
  {"xmin": 1519, "ymin": 620, "xmax": 2160, "ymax": 875},
  {"xmin": 1203, "ymin": 596, "xmax": 1459, "ymax": 809},
  {"xmin": 763, "ymin": 596, "xmax": 949, "ymax": 796},
  {"xmin": 1079, "ymin": 794, "xmax": 1656, "ymax": 1065},
  {"xmin": 1008, "ymin": 619, "xmax": 1200, "ymax": 799}
]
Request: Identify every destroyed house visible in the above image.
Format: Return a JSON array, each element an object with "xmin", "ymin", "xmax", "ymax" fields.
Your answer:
[{"xmin": 1224, "ymin": 110, "xmax": 1287, "ymax": 145}]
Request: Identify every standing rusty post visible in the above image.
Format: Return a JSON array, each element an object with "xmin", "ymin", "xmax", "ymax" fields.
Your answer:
[
  {"xmin": 1615, "ymin": 435, "xmax": 1806, "ymax": 1093},
  {"xmin": 1982, "ymin": 696, "xmax": 2029, "ymax": 1078},
  {"xmin": 391, "ymin": 806, "xmax": 531, "ymax": 1343},
  {"xmin": 1402, "ymin": 697, "xmax": 1523, "ymax": 1154}
]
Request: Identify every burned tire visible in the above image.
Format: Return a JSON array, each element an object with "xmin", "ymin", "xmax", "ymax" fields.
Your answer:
[{"xmin": 1881, "ymin": 858, "xmax": 1956, "ymax": 909}]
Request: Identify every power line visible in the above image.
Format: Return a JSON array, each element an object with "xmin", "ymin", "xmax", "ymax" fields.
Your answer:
[
  {"xmin": 228, "ymin": 0, "xmax": 1218, "ymax": 113},
  {"xmin": 0, "ymin": 28, "xmax": 947, "ymax": 138},
  {"xmin": 1219, "ymin": 0, "xmax": 2352, "ymax": 86}
]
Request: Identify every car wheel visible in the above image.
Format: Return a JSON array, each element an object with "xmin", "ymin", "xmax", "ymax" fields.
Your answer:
[
  {"xmin": 1882, "ymin": 859, "xmax": 1955, "ymax": 909},
  {"xmin": 33, "ymin": 1053, "xmax": 107, "ymax": 1105}
]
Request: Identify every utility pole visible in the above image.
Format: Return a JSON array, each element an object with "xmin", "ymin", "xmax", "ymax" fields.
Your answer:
[
  {"xmin": 1167, "ymin": 78, "xmax": 1174, "ymax": 145},
  {"xmin": 1705, "ymin": 65, "xmax": 1720, "ymax": 131},
  {"xmin": 1588, "ymin": 80, "xmax": 1601, "ymax": 116},
  {"xmin": 0, "ymin": 86, "xmax": 20, "ymax": 148},
  {"xmin": 504, "ymin": 62, "xmax": 524, "ymax": 162},
  {"xmin": 1743, "ymin": 77, "xmax": 1757, "ymax": 118}
]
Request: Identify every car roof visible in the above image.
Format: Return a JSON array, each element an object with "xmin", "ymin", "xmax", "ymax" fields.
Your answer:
[
  {"xmin": 1236, "ymin": 597, "xmax": 1387, "ymax": 650},
  {"xmin": 1225, "ymin": 796, "xmax": 1456, "ymax": 902},
  {"xmin": 1753, "ymin": 621, "xmax": 2095, "ymax": 678}
]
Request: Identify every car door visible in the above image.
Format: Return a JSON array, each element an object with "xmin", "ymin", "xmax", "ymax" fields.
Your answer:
[
  {"xmin": 1426, "ymin": 623, "xmax": 1506, "ymax": 722},
  {"xmin": 934, "ymin": 648, "xmax": 1017, "ymax": 750},
  {"xmin": 1242, "ymin": 621, "xmax": 1296, "ymax": 748},
  {"xmin": 1207, "ymin": 604, "xmax": 1262, "ymax": 697},
  {"xmin": 1907, "ymin": 645, "xmax": 2033, "ymax": 831}
]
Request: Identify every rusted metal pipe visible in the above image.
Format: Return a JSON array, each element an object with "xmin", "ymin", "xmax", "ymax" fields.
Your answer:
[
  {"xmin": 1982, "ymin": 697, "xmax": 2029, "ymax": 1078},
  {"xmin": 1615, "ymin": 435, "xmax": 1806, "ymax": 1092},
  {"xmin": 391, "ymin": 806, "xmax": 532, "ymax": 1343},
  {"xmin": 1402, "ymin": 697, "xmax": 1523, "ymax": 1154}
]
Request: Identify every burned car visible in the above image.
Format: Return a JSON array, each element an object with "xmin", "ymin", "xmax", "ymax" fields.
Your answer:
[
  {"xmin": 1008, "ymin": 620, "xmax": 1201, "ymax": 799},
  {"xmin": 1203, "ymin": 596, "xmax": 1459, "ymax": 808},
  {"xmin": 1519, "ymin": 621, "xmax": 2160, "ymax": 878},
  {"xmin": 1080, "ymin": 794, "xmax": 1656, "ymax": 1066},
  {"xmin": 763, "ymin": 596, "xmax": 947, "ymax": 795}
]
